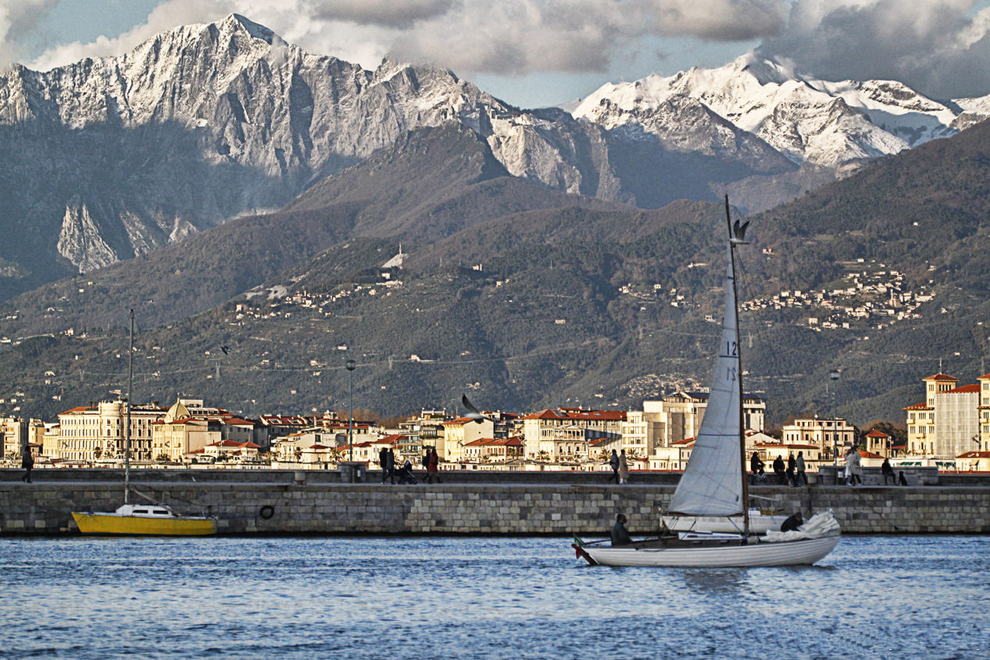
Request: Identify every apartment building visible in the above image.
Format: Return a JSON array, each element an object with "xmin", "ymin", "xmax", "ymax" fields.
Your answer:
[
  {"xmin": 56, "ymin": 401, "xmax": 165, "ymax": 462},
  {"xmin": 151, "ymin": 398, "xmax": 256, "ymax": 462},
  {"xmin": 905, "ymin": 373, "xmax": 986, "ymax": 459},
  {"xmin": 520, "ymin": 408, "xmax": 626, "ymax": 461},
  {"xmin": 441, "ymin": 417, "xmax": 494, "ymax": 463},
  {"xmin": 781, "ymin": 416, "xmax": 856, "ymax": 462},
  {"xmin": 643, "ymin": 391, "xmax": 766, "ymax": 449}
]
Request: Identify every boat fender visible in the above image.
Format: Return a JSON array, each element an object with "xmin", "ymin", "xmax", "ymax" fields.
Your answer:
[{"xmin": 259, "ymin": 505, "xmax": 275, "ymax": 520}]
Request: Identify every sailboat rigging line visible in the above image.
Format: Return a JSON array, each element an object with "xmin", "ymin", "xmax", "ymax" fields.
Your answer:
[
  {"xmin": 724, "ymin": 195, "xmax": 750, "ymax": 537},
  {"xmin": 125, "ymin": 309, "xmax": 133, "ymax": 505}
]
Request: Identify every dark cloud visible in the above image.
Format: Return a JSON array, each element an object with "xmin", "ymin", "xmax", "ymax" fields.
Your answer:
[
  {"xmin": 309, "ymin": 0, "xmax": 458, "ymax": 29},
  {"xmin": 758, "ymin": 0, "xmax": 990, "ymax": 99}
]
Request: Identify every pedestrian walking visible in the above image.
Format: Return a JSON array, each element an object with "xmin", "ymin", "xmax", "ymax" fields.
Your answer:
[
  {"xmin": 427, "ymin": 447, "xmax": 442, "ymax": 484},
  {"xmin": 618, "ymin": 449, "xmax": 629, "ymax": 485},
  {"xmin": 386, "ymin": 448, "xmax": 395, "ymax": 485},
  {"xmin": 21, "ymin": 447, "xmax": 34, "ymax": 483},
  {"xmin": 379, "ymin": 447, "xmax": 389, "ymax": 484},
  {"xmin": 845, "ymin": 447, "xmax": 862, "ymax": 486},
  {"xmin": 608, "ymin": 449, "xmax": 619, "ymax": 483},
  {"xmin": 795, "ymin": 451, "xmax": 808, "ymax": 486}
]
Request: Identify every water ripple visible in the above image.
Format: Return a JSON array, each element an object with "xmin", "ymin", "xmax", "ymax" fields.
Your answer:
[{"xmin": 2, "ymin": 536, "xmax": 989, "ymax": 658}]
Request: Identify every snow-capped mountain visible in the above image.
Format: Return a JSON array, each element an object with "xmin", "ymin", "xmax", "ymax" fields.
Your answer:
[
  {"xmin": 572, "ymin": 53, "xmax": 982, "ymax": 167},
  {"xmin": 2, "ymin": 16, "xmax": 988, "ymax": 300},
  {"xmin": 0, "ymin": 14, "xmax": 614, "ymax": 282}
]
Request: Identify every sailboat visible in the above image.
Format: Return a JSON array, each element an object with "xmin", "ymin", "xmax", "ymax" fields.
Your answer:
[
  {"xmin": 72, "ymin": 310, "xmax": 217, "ymax": 536},
  {"xmin": 572, "ymin": 198, "xmax": 840, "ymax": 567}
]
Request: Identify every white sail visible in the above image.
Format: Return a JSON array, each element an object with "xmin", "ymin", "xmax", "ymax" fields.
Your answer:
[{"xmin": 667, "ymin": 235, "xmax": 745, "ymax": 517}]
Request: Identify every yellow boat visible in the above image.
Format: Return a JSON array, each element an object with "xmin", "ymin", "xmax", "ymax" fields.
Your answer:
[{"xmin": 72, "ymin": 503, "xmax": 217, "ymax": 536}]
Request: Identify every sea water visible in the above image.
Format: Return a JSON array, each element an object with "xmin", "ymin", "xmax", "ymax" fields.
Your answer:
[{"xmin": 1, "ymin": 535, "xmax": 988, "ymax": 658}]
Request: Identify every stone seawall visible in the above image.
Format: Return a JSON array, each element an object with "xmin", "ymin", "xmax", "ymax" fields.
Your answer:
[{"xmin": 2, "ymin": 482, "xmax": 989, "ymax": 535}]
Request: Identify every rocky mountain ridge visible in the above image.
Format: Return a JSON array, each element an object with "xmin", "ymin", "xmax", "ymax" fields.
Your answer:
[{"xmin": 0, "ymin": 14, "xmax": 617, "ymax": 293}]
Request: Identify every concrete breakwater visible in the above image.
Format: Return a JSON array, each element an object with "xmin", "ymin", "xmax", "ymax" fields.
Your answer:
[{"xmin": 2, "ymin": 480, "xmax": 989, "ymax": 536}]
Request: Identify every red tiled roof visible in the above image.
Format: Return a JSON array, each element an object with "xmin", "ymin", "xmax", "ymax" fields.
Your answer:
[
  {"xmin": 443, "ymin": 417, "xmax": 476, "ymax": 425},
  {"xmin": 207, "ymin": 440, "xmax": 259, "ymax": 448},
  {"xmin": 946, "ymin": 384, "xmax": 980, "ymax": 394},
  {"xmin": 865, "ymin": 430, "xmax": 891, "ymax": 438},
  {"xmin": 924, "ymin": 373, "xmax": 958, "ymax": 381},
  {"xmin": 521, "ymin": 408, "xmax": 626, "ymax": 421},
  {"xmin": 903, "ymin": 403, "xmax": 930, "ymax": 410},
  {"xmin": 958, "ymin": 451, "xmax": 990, "ymax": 458},
  {"xmin": 59, "ymin": 406, "xmax": 94, "ymax": 414}
]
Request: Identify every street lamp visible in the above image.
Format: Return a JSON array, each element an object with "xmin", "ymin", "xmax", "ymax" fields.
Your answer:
[
  {"xmin": 830, "ymin": 369, "xmax": 840, "ymax": 465},
  {"xmin": 346, "ymin": 359, "xmax": 356, "ymax": 464}
]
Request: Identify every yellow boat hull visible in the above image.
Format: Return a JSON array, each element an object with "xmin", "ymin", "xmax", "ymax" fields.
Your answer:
[{"xmin": 72, "ymin": 512, "xmax": 217, "ymax": 536}]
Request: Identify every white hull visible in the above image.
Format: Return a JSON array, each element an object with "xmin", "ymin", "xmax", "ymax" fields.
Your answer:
[
  {"xmin": 662, "ymin": 512, "xmax": 788, "ymax": 534},
  {"xmin": 576, "ymin": 534, "xmax": 840, "ymax": 568}
]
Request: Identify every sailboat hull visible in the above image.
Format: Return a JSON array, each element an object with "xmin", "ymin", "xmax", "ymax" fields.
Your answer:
[
  {"xmin": 72, "ymin": 510, "xmax": 217, "ymax": 536},
  {"xmin": 575, "ymin": 534, "xmax": 840, "ymax": 568}
]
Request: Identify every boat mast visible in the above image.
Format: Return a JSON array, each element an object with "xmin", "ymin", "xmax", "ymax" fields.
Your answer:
[
  {"xmin": 124, "ymin": 309, "xmax": 133, "ymax": 505},
  {"xmin": 725, "ymin": 195, "xmax": 750, "ymax": 536}
]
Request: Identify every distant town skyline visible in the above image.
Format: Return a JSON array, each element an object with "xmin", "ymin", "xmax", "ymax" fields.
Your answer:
[{"xmin": 4, "ymin": 0, "xmax": 990, "ymax": 109}]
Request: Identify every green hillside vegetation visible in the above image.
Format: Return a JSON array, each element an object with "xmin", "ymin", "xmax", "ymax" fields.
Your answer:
[{"xmin": 4, "ymin": 121, "xmax": 990, "ymax": 428}]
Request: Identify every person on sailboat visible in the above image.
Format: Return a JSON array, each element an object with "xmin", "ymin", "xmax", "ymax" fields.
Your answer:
[
  {"xmin": 611, "ymin": 514, "xmax": 633, "ymax": 546},
  {"xmin": 780, "ymin": 511, "xmax": 804, "ymax": 532}
]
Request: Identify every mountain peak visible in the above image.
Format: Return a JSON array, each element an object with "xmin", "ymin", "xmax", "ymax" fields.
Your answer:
[
  {"xmin": 221, "ymin": 13, "xmax": 277, "ymax": 45},
  {"xmin": 732, "ymin": 53, "xmax": 796, "ymax": 86}
]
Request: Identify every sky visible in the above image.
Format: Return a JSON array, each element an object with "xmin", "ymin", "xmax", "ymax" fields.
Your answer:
[{"xmin": 3, "ymin": 0, "xmax": 990, "ymax": 108}]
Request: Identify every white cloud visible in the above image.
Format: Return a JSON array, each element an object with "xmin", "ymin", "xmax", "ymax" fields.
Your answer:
[
  {"xmin": 13, "ymin": 0, "xmax": 990, "ymax": 100},
  {"xmin": 0, "ymin": 0, "xmax": 60, "ymax": 67},
  {"xmin": 19, "ymin": 0, "xmax": 789, "ymax": 76}
]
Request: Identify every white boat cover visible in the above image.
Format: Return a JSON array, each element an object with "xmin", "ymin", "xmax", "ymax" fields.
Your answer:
[
  {"xmin": 668, "ymin": 239, "xmax": 744, "ymax": 517},
  {"xmin": 764, "ymin": 511, "xmax": 841, "ymax": 542}
]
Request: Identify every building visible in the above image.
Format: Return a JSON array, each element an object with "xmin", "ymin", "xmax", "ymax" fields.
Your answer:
[
  {"xmin": 643, "ymin": 391, "xmax": 766, "ymax": 449},
  {"xmin": 461, "ymin": 437, "xmax": 524, "ymax": 463},
  {"xmin": 56, "ymin": 401, "xmax": 166, "ymax": 462},
  {"xmin": 151, "ymin": 398, "xmax": 256, "ymax": 462},
  {"xmin": 620, "ymin": 410, "xmax": 650, "ymax": 461},
  {"xmin": 441, "ymin": 417, "xmax": 494, "ymax": 463},
  {"xmin": 398, "ymin": 409, "xmax": 448, "ymax": 461},
  {"xmin": 520, "ymin": 408, "xmax": 626, "ymax": 462},
  {"xmin": 781, "ymin": 416, "xmax": 856, "ymax": 462},
  {"xmin": 863, "ymin": 430, "xmax": 898, "ymax": 458},
  {"xmin": 905, "ymin": 373, "xmax": 985, "ymax": 459},
  {"xmin": 202, "ymin": 440, "xmax": 261, "ymax": 461}
]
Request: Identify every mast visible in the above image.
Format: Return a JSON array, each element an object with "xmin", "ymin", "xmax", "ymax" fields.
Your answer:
[
  {"xmin": 725, "ymin": 195, "xmax": 750, "ymax": 536},
  {"xmin": 124, "ymin": 309, "xmax": 133, "ymax": 504}
]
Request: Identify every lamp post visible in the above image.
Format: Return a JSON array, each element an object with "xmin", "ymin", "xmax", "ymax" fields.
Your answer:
[
  {"xmin": 346, "ymin": 359, "xmax": 356, "ymax": 464},
  {"xmin": 830, "ymin": 369, "xmax": 840, "ymax": 465}
]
